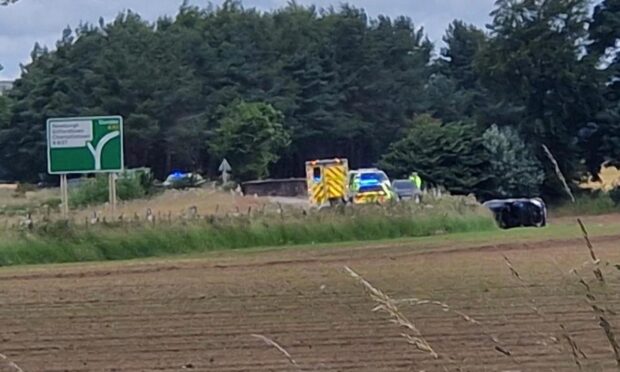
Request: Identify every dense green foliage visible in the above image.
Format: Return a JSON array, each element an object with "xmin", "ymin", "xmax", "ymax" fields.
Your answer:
[
  {"xmin": 209, "ymin": 100, "xmax": 290, "ymax": 180},
  {"xmin": 0, "ymin": 95, "xmax": 9, "ymax": 126},
  {"xmin": 476, "ymin": 0, "xmax": 601, "ymax": 197},
  {"xmin": 586, "ymin": 0, "xmax": 620, "ymax": 179},
  {"xmin": 379, "ymin": 115, "xmax": 493, "ymax": 196},
  {"xmin": 552, "ymin": 192, "xmax": 619, "ymax": 216},
  {"xmin": 1, "ymin": 0, "xmax": 619, "ymax": 201},
  {"xmin": 70, "ymin": 174, "xmax": 149, "ymax": 207},
  {"xmin": 482, "ymin": 124, "xmax": 545, "ymax": 197}
]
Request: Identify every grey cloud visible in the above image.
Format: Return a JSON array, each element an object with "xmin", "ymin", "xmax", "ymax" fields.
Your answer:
[
  {"xmin": 0, "ymin": 0, "xmax": 193, "ymax": 78},
  {"xmin": 0, "ymin": 0, "xmax": 494, "ymax": 79}
]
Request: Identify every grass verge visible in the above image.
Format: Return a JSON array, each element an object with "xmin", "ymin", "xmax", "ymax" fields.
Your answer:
[
  {"xmin": 551, "ymin": 193, "xmax": 619, "ymax": 217},
  {"xmin": 0, "ymin": 197, "xmax": 497, "ymax": 266}
]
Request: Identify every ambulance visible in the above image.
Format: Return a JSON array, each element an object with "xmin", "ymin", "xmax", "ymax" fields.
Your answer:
[{"xmin": 305, "ymin": 158, "xmax": 349, "ymax": 207}]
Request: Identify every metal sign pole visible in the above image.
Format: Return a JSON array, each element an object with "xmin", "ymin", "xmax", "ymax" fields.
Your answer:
[
  {"xmin": 60, "ymin": 174, "xmax": 63, "ymax": 216},
  {"xmin": 109, "ymin": 173, "xmax": 117, "ymax": 216},
  {"xmin": 60, "ymin": 174, "xmax": 69, "ymax": 218},
  {"xmin": 113, "ymin": 173, "xmax": 117, "ymax": 213},
  {"xmin": 65, "ymin": 175, "xmax": 69, "ymax": 216}
]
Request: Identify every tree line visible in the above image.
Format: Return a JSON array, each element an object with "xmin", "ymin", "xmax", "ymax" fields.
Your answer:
[{"xmin": 0, "ymin": 0, "xmax": 618, "ymax": 200}]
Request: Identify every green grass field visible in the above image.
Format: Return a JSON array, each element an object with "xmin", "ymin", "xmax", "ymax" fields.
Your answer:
[
  {"xmin": 0, "ymin": 196, "xmax": 498, "ymax": 266},
  {"xmin": 246, "ymin": 215, "xmax": 620, "ymax": 256},
  {"xmin": 1, "ymin": 208, "xmax": 617, "ymax": 268},
  {"xmin": 0, "ymin": 186, "xmax": 617, "ymax": 268}
]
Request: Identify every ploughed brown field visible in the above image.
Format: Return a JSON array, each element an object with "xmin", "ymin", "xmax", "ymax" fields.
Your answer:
[{"xmin": 2, "ymin": 215, "xmax": 620, "ymax": 371}]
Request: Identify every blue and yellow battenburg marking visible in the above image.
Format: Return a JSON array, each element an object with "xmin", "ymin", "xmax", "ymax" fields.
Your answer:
[{"xmin": 305, "ymin": 159, "xmax": 349, "ymax": 206}]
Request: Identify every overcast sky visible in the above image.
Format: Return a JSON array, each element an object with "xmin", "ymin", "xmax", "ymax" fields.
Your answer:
[{"xmin": 0, "ymin": 0, "xmax": 495, "ymax": 80}]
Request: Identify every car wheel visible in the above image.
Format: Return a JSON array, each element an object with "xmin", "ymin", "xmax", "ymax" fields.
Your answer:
[{"xmin": 539, "ymin": 215, "xmax": 547, "ymax": 227}]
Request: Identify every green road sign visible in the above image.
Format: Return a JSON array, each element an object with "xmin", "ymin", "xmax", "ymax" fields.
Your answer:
[{"xmin": 47, "ymin": 116, "xmax": 124, "ymax": 174}]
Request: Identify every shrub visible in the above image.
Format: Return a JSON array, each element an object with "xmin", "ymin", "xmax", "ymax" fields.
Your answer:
[
  {"xmin": 552, "ymin": 192, "xmax": 617, "ymax": 216},
  {"xmin": 135, "ymin": 169, "xmax": 157, "ymax": 195},
  {"xmin": 70, "ymin": 174, "xmax": 148, "ymax": 207},
  {"xmin": 117, "ymin": 176, "xmax": 147, "ymax": 201}
]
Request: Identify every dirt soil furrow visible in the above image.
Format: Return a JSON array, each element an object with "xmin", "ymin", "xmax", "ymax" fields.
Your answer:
[{"xmin": 2, "ymin": 215, "xmax": 620, "ymax": 370}]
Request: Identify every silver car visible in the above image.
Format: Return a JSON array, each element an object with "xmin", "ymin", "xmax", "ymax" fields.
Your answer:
[{"xmin": 391, "ymin": 179, "xmax": 422, "ymax": 202}]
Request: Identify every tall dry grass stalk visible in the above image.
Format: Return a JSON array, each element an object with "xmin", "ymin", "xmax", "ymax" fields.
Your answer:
[
  {"xmin": 0, "ymin": 353, "xmax": 24, "ymax": 372},
  {"xmin": 392, "ymin": 298, "xmax": 479, "ymax": 325},
  {"xmin": 559, "ymin": 323, "xmax": 588, "ymax": 371},
  {"xmin": 251, "ymin": 334, "xmax": 302, "ymax": 371},
  {"xmin": 542, "ymin": 144, "xmax": 575, "ymax": 203},
  {"xmin": 393, "ymin": 297, "xmax": 512, "ymax": 357},
  {"xmin": 573, "ymin": 270, "xmax": 620, "ymax": 368},
  {"xmin": 503, "ymin": 255, "xmax": 587, "ymax": 369},
  {"xmin": 576, "ymin": 214, "xmax": 620, "ymax": 368},
  {"xmin": 542, "ymin": 144, "xmax": 620, "ymax": 366},
  {"xmin": 344, "ymin": 266, "xmax": 439, "ymax": 358},
  {"xmin": 504, "ymin": 255, "xmax": 556, "ymax": 322},
  {"xmin": 542, "ymin": 144, "xmax": 605, "ymax": 282},
  {"xmin": 600, "ymin": 317, "xmax": 620, "ymax": 367},
  {"xmin": 577, "ymin": 218, "xmax": 605, "ymax": 284}
]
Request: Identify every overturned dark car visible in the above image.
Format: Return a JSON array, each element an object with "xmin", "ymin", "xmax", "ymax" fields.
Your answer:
[{"xmin": 483, "ymin": 198, "xmax": 547, "ymax": 229}]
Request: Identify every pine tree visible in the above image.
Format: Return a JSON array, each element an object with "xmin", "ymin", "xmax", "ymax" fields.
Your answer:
[
  {"xmin": 584, "ymin": 0, "xmax": 620, "ymax": 175},
  {"xmin": 379, "ymin": 115, "xmax": 493, "ymax": 197},
  {"xmin": 478, "ymin": 0, "xmax": 601, "ymax": 198}
]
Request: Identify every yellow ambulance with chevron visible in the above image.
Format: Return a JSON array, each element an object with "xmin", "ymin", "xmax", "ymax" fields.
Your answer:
[
  {"xmin": 305, "ymin": 158, "xmax": 395, "ymax": 207},
  {"xmin": 305, "ymin": 158, "xmax": 349, "ymax": 207}
]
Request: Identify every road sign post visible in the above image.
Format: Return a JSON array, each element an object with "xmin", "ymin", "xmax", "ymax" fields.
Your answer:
[
  {"xmin": 47, "ymin": 116, "xmax": 124, "ymax": 174},
  {"xmin": 108, "ymin": 173, "xmax": 117, "ymax": 215},
  {"xmin": 219, "ymin": 158, "xmax": 232, "ymax": 184},
  {"xmin": 47, "ymin": 116, "xmax": 124, "ymax": 217},
  {"xmin": 60, "ymin": 174, "xmax": 69, "ymax": 217}
]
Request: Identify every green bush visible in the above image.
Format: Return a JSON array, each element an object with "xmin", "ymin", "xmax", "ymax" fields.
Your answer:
[
  {"xmin": 117, "ymin": 176, "xmax": 147, "ymax": 200},
  {"xmin": 134, "ymin": 169, "xmax": 157, "ymax": 195},
  {"xmin": 70, "ymin": 174, "xmax": 148, "ymax": 207},
  {"xmin": 552, "ymin": 192, "xmax": 618, "ymax": 217}
]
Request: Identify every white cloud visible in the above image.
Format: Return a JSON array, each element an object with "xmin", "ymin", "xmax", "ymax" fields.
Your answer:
[{"xmin": 0, "ymin": 0, "xmax": 494, "ymax": 79}]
